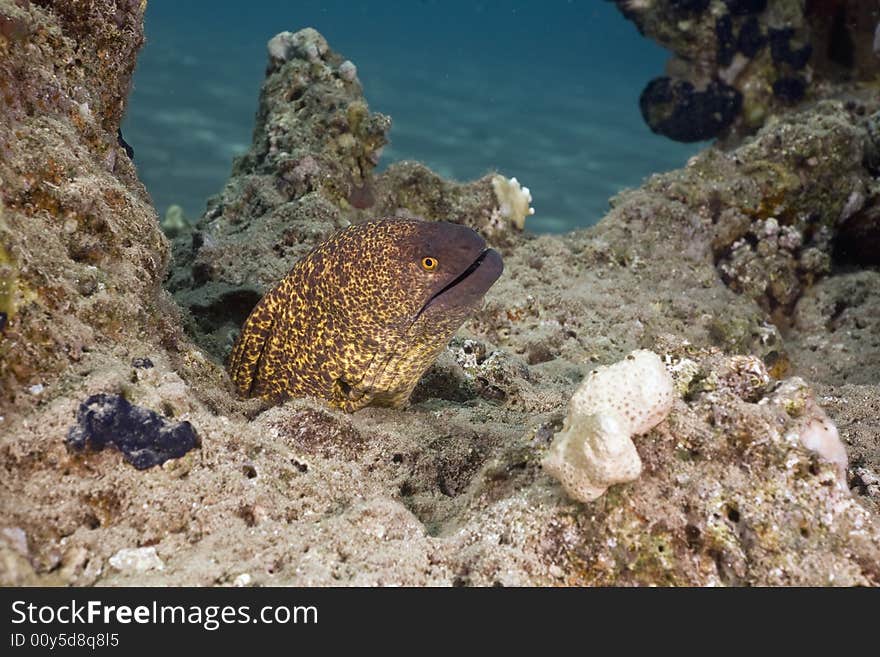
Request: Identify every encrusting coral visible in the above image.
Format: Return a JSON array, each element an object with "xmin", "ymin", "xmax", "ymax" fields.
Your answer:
[
  {"xmin": 0, "ymin": 0, "xmax": 168, "ymax": 417},
  {"xmin": 542, "ymin": 350, "xmax": 674, "ymax": 502},
  {"xmin": 770, "ymin": 377, "xmax": 848, "ymax": 475}
]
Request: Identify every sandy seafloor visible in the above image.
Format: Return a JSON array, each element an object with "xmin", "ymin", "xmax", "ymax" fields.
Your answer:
[
  {"xmin": 1, "ymin": 1, "xmax": 880, "ymax": 587},
  {"xmin": 121, "ymin": 0, "xmax": 700, "ymax": 233}
]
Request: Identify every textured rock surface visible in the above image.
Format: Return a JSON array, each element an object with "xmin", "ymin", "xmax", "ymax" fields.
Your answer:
[{"xmin": 1, "ymin": 20, "xmax": 879, "ymax": 587}]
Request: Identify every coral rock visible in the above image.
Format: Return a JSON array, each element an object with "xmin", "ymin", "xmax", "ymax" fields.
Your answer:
[
  {"xmin": 0, "ymin": 0, "xmax": 168, "ymax": 415},
  {"xmin": 614, "ymin": 0, "xmax": 880, "ymax": 141}
]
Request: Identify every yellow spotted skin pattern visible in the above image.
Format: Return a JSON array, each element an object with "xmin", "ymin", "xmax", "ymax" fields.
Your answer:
[{"xmin": 228, "ymin": 218, "xmax": 503, "ymax": 411}]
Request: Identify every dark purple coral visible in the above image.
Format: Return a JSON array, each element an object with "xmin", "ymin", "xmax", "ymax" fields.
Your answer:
[
  {"xmin": 670, "ymin": 0, "xmax": 711, "ymax": 12},
  {"xmin": 737, "ymin": 16, "xmax": 767, "ymax": 57},
  {"xmin": 769, "ymin": 28, "xmax": 813, "ymax": 69}
]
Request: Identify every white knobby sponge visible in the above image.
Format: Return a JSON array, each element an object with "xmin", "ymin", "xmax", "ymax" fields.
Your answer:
[
  {"xmin": 796, "ymin": 403, "xmax": 848, "ymax": 474},
  {"xmin": 491, "ymin": 175, "xmax": 534, "ymax": 230},
  {"xmin": 542, "ymin": 350, "xmax": 674, "ymax": 503},
  {"xmin": 338, "ymin": 60, "xmax": 358, "ymax": 82},
  {"xmin": 267, "ymin": 28, "xmax": 329, "ymax": 64},
  {"xmin": 773, "ymin": 377, "xmax": 848, "ymax": 476}
]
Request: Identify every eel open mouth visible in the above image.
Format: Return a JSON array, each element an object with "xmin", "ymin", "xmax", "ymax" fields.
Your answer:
[{"xmin": 415, "ymin": 248, "xmax": 502, "ymax": 321}]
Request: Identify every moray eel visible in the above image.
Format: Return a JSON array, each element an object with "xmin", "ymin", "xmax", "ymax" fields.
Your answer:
[{"xmin": 228, "ymin": 218, "xmax": 503, "ymax": 411}]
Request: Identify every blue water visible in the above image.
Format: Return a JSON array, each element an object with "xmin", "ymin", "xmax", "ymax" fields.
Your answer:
[{"xmin": 123, "ymin": 1, "xmax": 701, "ymax": 233}]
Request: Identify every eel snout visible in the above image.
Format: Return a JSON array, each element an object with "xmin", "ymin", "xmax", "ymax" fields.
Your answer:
[{"xmin": 417, "ymin": 247, "xmax": 503, "ymax": 319}]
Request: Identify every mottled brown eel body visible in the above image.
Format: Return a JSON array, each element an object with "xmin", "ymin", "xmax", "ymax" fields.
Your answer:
[{"xmin": 228, "ymin": 218, "xmax": 503, "ymax": 411}]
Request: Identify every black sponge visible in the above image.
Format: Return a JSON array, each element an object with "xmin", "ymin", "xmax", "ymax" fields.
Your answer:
[
  {"xmin": 723, "ymin": 0, "xmax": 767, "ymax": 15},
  {"xmin": 66, "ymin": 393, "xmax": 200, "ymax": 469},
  {"xmin": 639, "ymin": 77, "xmax": 742, "ymax": 142}
]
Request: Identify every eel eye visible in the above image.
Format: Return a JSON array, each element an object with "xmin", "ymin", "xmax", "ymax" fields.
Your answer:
[{"xmin": 421, "ymin": 257, "xmax": 438, "ymax": 271}]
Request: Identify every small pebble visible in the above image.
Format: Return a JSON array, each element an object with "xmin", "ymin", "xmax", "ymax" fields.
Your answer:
[
  {"xmin": 108, "ymin": 547, "xmax": 164, "ymax": 573},
  {"xmin": 1, "ymin": 527, "xmax": 29, "ymax": 556},
  {"xmin": 339, "ymin": 60, "xmax": 357, "ymax": 82},
  {"xmin": 233, "ymin": 573, "xmax": 253, "ymax": 587}
]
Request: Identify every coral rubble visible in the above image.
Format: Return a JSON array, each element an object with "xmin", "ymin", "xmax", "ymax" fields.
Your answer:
[{"xmin": 490, "ymin": 175, "xmax": 535, "ymax": 231}]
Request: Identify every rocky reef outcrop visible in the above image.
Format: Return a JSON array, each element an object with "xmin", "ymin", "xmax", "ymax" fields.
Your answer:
[
  {"xmin": 612, "ymin": 0, "xmax": 880, "ymax": 142},
  {"xmin": 0, "ymin": 0, "xmax": 170, "ymax": 419},
  {"xmin": 2, "ymin": 14, "xmax": 879, "ymax": 586}
]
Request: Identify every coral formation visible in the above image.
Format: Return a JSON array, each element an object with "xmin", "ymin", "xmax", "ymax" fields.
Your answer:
[
  {"xmin": 267, "ymin": 28, "xmax": 328, "ymax": 64},
  {"xmin": 244, "ymin": 26, "xmax": 390, "ymax": 198},
  {"xmin": 790, "ymin": 390, "xmax": 848, "ymax": 472},
  {"xmin": 639, "ymin": 77, "xmax": 742, "ymax": 142},
  {"xmin": 66, "ymin": 393, "xmax": 200, "ymax": 469},
  {"xmin": 542, "ymin": 350, "xmax": 674, "ymax": 502},
  {"xmin": 161, "ymin": 204, "xmax": 187, "ymax": 236},
  {"xmin": 0, "ymin": 0, "xmax": 167, "ymax": 418},
  {"xmin": 659, "ymin": 99, "xmax": 877, "ymax": 318}
]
